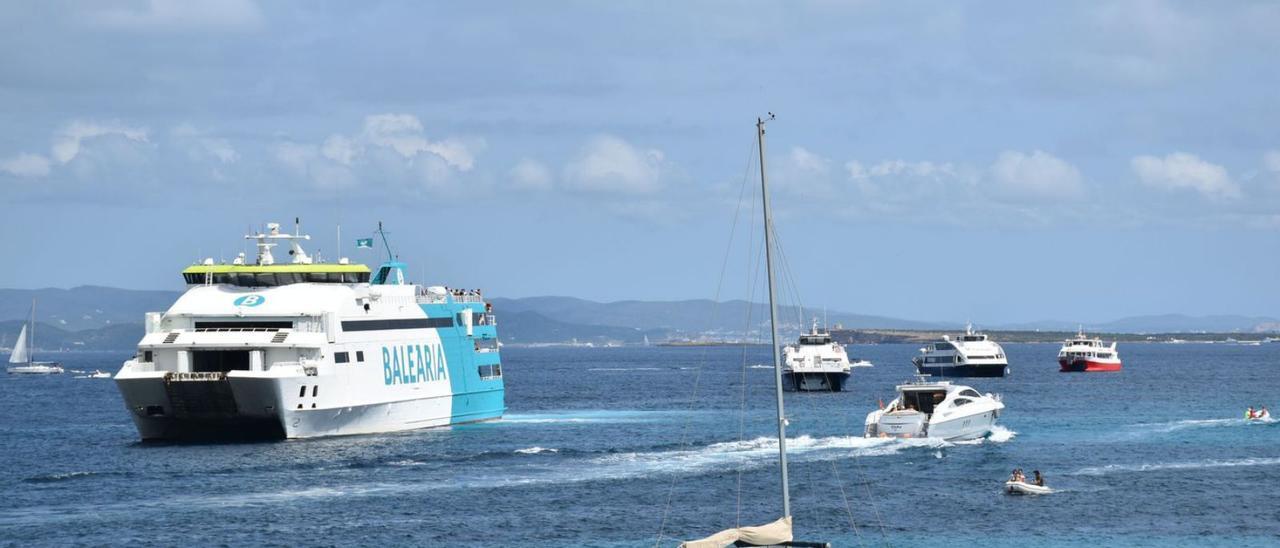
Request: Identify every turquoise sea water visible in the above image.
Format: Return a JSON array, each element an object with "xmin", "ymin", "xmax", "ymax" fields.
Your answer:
[{"xmin": 1, "ymin": 343, "xmax": 1278, "ymax": 546}]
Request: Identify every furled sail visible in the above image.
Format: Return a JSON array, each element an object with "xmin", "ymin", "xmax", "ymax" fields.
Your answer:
[
  {"xmin": 680, "ymin": 516, "xmax": 793, "ymax": 548},
  {"xmin": 9, "ymin": 324, "xmax": 29, "ymax": 364}
]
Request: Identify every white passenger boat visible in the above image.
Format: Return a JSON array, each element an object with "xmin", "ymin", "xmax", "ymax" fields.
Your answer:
[
  {"xmin": 864, "ymin": 376, "xmax": 1004, "ymax": 441},
  {"xmin": 782, "ymin": 320, "xmax": 862, "ymax": 392},
  {"xmin": 912, "ymin": 323, "xmax": 1008, "ymax": 378},
  {"xmin": 1005, "ymin": 480, "xmax": 1052, "ymax": 495},
  {"xmin": 1058, "ymin": 327, "xmax": 1122, "ymax": 372},
  {"xmin": 114, "ymin": 221, "xmax": 504, "ymax": 440},
  {"xmin": 7, "ymin": 299, "xmax": 64, "ymax": 375}
]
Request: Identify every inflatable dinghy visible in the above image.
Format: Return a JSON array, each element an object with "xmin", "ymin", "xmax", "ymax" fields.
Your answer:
[{"xmin": 1005, "ymin": 480, "xmax": 1053, "ymax": 495}]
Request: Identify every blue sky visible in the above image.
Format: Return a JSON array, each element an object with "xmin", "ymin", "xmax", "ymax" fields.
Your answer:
[{"xmin": 2, "ymin": 1, "xmax": 1279, "ymax": 324}]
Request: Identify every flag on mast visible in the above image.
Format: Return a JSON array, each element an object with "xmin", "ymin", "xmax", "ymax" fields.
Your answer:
[{"xmin": 355, "ymin": 238, "xmax": 374, "ymax": 249}]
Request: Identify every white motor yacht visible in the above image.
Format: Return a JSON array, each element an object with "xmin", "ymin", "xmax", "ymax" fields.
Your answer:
[
  {"xmin": 864, "ymin": 376, "xmax": 1004, "ymax": 441},
  {"xmin": 912, "ymin": 323, "xmax": 1008, "ymax": 378}
]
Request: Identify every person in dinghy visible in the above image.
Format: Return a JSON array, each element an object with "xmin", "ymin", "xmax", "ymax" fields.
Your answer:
[
  {"xmin": 1246, "ymin": 406, "xmax": 1271, "ymax": 420},
  {"xmin": 1005, "ymin": 468, "xmax": 1052, "ymax": 495}
]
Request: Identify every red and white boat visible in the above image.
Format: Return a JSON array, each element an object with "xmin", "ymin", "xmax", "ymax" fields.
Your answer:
[{"xmin": 1058, "ymin": 328, "xmax": 1121, "ymax": 372}]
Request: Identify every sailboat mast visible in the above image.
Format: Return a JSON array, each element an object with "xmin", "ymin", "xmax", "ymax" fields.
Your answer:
[
  {"xmin": 29, "ymin": 298, "xmax": 35, "ymax": 362},
  {"xmin": 757, "ymin": 114, "xmax": 790, "ymax": 518}
]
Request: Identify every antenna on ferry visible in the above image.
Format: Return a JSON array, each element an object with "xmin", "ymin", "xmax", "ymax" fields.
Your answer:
[{"xmin": 376, "ymin": 221, "xmax": 394, "ymax": 262}]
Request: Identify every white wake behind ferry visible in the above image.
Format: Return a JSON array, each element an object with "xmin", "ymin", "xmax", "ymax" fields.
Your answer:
[{"xmin": 114, "ymin": 222, "xmax": 504, "ymax": 440}]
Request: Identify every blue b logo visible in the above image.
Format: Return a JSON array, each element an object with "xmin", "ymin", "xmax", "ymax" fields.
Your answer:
[{"xmin": 234, "ymin": 295, "xmax": 266, "ymax": 307}]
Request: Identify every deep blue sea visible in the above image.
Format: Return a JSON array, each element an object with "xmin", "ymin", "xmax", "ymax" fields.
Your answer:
[{"xmin": 2, "ymin": 343, "xmax": 1279, "ymax": 547}]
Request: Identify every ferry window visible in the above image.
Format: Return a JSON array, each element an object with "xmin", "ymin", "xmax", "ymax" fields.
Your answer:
[
  {"xmin": 334, "ymin": 352, "xmax": 350, "ymax": 364},
  {"xmin": 143, "ymin": 350, "xmax": 153, "ymax": 362},
  {"xmin": 373, "ymin": 266, "xmax": 391, "ymax": 284},
  {"xmin": 356, "ymin": 351, "xmax": 365, "ymax": 362},
  {"xmin": 312, "ymin": 385, "xmax": 318, "ymax": 398},
  {"xmin": 298, "ymin": 385, "xmax": 307, "ymax": 398},
  {"xmin": 934, "ymin": 343, "xmax": 952, "ymax": 351}
]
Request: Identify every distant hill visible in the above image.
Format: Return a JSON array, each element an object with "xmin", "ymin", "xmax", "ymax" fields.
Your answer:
[
  {"xmin": 996, "ymin": 314, "xmax": 1280, "ymax": 334},
  {"xmin": 488, "ymin": 296, "xmax": 947, "ymax": 334},
  {"xmin": 0, "ymin": 286, "xmax": 1276, "ymax": 350},
  {"xmin": 0, "ymin": 320, "xmax": 142, "ymax": 352},
  {"xmin": 0, "ymin": 286, "xmax": 180, "ymax": 331}
]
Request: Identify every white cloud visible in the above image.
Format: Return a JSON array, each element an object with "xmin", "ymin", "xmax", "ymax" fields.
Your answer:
[
  {"xmin": 1131, "ymin": 152, "xmax": 1239, "ymax": 199},
  {"xmin": 274, "ymin": 141, "xmax": 353, "ymax": 188},
  {"xmin": 509, "ymin": 159, "xmax": 552, "ymax": 190},
  {"xmin": 563, "ymin": 135, "xmax": 666, "ymax": 194},
  {"xmin": 0, "ymin": 153, "xmax": 51, "ymax": 178},
  {"xmin": 849, "ymin": 159, "xmax": 961, "ymax": 180},
  {"xmin": 171, "ymin": 124, "xmax": 238, "ymax": 164},
  {"xmin": 52, "ymin": 121, "xmax": 148, "ymax": 164},
  {"xmin": 1264, "ymin": 150, "xmax": 1280, "ymax": 174},
  {"xmin": 358, "ymin": 114, "xmax": 478, "ymax": 171},
  {"xmin": 789, "ymin": 147, "xmax": 830, "ymax": 175},
  {"xmin": 87, "ymin": 0, "xmax": 263, "ymax": 32},
  {"xmin": 990, "ymin": 150, "xmax": 1084, "ymax": 199},
  {"xmin": 270, "ymin": 114, "xmax": 481, "ymax": 192},
  {"xmin": 321, "ymin": 135, "xmax": 358, "ymax": 166}
]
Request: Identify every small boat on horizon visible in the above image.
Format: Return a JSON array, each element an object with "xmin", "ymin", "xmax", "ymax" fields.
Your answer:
[
  {"xmin": 864, "ymin": 375, "xmax": 1004, "ymax": 441},
  {"xmin": 912, "ymin": 323, "xmax": 1008, "ymax": 378},
  {"xmin": 7, "ymin": 299, "xmax": 64, "ymax": 375},
  {"xmin": 1058, "ymin": 327, "xmax": 1121, "ymax": 372}
]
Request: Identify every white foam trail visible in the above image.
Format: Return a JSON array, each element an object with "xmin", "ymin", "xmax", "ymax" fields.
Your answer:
[
  {"xmin": 500, "ymin": 410, "xmax": 681, "ymax": 425},
  {"xmin": 514, "ymin": 446, "xmax": 559, "ymax": 454},
  {"xmin": 1129, "ymin": 418, "xmax": 1241, "ymax": 434},
  {"xmin": 748, "ymin": 364, "xmax": 772, "ymax": 369},
  {"xmin": 586, "ymin": 367, "xmax": 665, "ymax": 371},
  {"xmin": 1071, "ymin": 457, "xmax": 1280, "ymax": 476},
  {"xmin": 988, "ymin": 425, "xmax": 1017, "ymax": 443}
]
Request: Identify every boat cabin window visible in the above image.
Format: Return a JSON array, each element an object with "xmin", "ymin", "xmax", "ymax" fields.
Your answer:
[
  {"xmin": 192, "ymin": 350, "xmax": 250, "ymax": 373},
  {"xmin": 184, "ymin": 271, "xmax": 370, "ymax": 286},
  {"xmin": 933, "ymin": 342, "xmax": 954, "ymax": 352},
  {"xmin": 371, "ymin": 265, "xmax": 405, "ymax": 285},
  {"xmin": 800, "ymin": 335, "xmax": 831, "ymax": 345},
  {"xmin": 952, "ymin": 397, "xmax": 972, "ymax": 407},
  {"xmin": 901, "ymin": 389, "xmax": 947, "ymax": 415},
  {"xmin": 959, "ymin": 389, "xmax": 981, "ymax": 398},
  {"xmin": 334, "ymin": 352, "xmax": 350, "ymax": 364},
  {"xmin": 961, "ymin": 335, "xmax": 985, "ymax": 342}
]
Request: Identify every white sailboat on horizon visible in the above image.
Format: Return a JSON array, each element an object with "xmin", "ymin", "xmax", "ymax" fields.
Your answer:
[{"xmin": 8, "ymin": 299, "xmax": 64, "ymax": 375}]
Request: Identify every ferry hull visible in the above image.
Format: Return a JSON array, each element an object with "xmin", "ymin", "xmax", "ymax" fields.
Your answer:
[
  {"xmin": 116, "ymin": 372, "xmax": 504, "ymax": 441},
  {"xmin": 1059, "ymin": 358, "xmax": 1122, "ymax": 372},
  {"xmin": 914, "ymin": 364, "xmax": 1008, "ymax": 378},
  {"xmin": 782, "ymin": 371, "xmax": 850, "ymax": 392}
]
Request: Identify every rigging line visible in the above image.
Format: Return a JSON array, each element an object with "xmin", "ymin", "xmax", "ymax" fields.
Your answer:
[
  {"xmin": 817, "ymin": 342, "xmax": 865, "ymax": 547},
  {"xmin": 735, "ymin": 145, "xmax": 767, "ymax": 527},
  {"xmin": 764, "ymin": 217, "xmax": 806, "ymax": 329},
  {"xmin": 828, "ymin": 457, "xmax": 865, "ymax": 547},
  {"xmin": 654, "ymin": 135, "xmax": 760, "ymax": 548},
  {"xmin": 736, "ymin": 233, "xmax": 767, "ymax": 527},
  {"xmin": 839, "ymin": 404, "xmax": 891, "ymax": 545}
]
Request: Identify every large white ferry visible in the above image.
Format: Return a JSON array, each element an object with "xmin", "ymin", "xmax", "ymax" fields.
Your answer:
[
  {"xmin": 114, "ymin": 221, "xmax": 504, "ymax": 440},
  {"xmin": 781, "ymin": 320, "xmax": 869, "ymax": 392},
  {"xmin": 912, "ymin": 323, "xmax": 1009, "ymax": 378}
]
